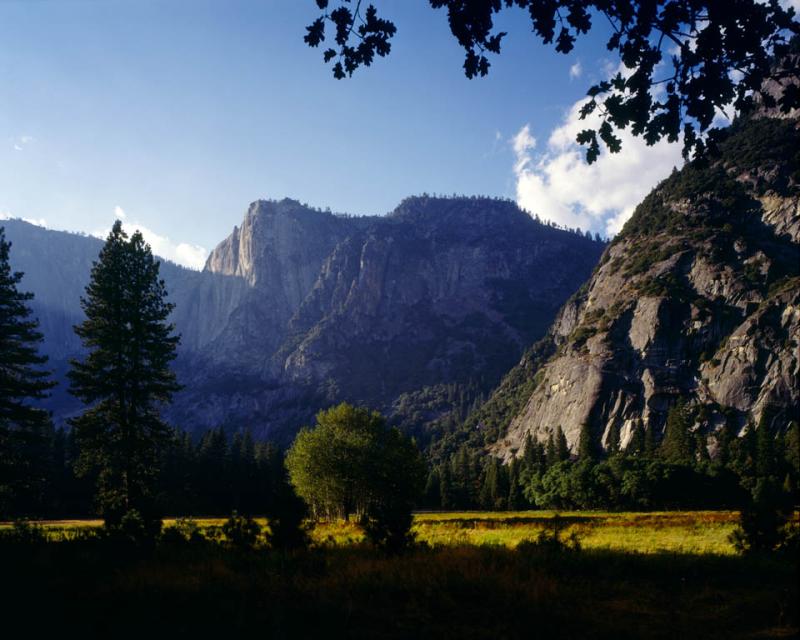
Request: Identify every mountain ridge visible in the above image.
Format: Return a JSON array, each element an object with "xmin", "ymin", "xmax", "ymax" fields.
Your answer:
[
  {"xmin": 3, "ymin": 196, "xmax": 605, "ymax": 449},
  {"xmin": 476, "ymin": 113, "xmax": 799, "ymax": 462}
]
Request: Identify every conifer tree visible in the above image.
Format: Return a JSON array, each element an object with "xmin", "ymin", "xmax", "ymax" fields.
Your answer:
[
  {"xmin": 695, "ymin": 432, "xmax": 710, "ymax": 464},
  {"xmin": 522, "ymin": 434, "xmax": 536, "ymax": 471},
  {"xmin": 660, "ymin": 399, "xmax": 693, "ymax": 465},
  {"xmin": 606, "ymin": 422, "xmax": 620, "ymax": 456},
  {"xmin": 785, "ymin": 421, "xmax": 799, "ymax": 476},
  {"xmin": 507, "ymin": 458, "xmax": 522, "ymax": 510},
  {"xmin": 578, "ymin": 422, "xmax": 597, "ymax": 462},
  {"xmin": 68, "ymin": 221, "xmax": 181, "ymax": 536},
  {"xmin": 480, "ymin": 457, "xmax": 499, "ymax": 509},
  {"xmin": 644, "ymin": 424, "xmax": 657, "ymax": 458},
  {"xmin": 0, "ymin": 227, "xmax": 55, "ymax": 517},
  {"xmin": 628, "ymin": 422, "xmax": 645, "ymax": 457},
  {"xmin": 439, "ymin": 463, "xmax": 452, "ymax": 510},
  {"xmin": 555, "ymin": 426, "xmax": 569, "ymax": 462},
  {"xmin": 755, "ymin": 416, "xmax": 776, "ymax": 478},
  {"xmin": 423, "ymin": 468, "xmax": 441, "ymax": 508},
  {"xmin": 545, "ymin": 432, "xmax": 557, "ymax": 468},
  {"xmin": 715, "ymin": 422, "xmax": 733, "ymax": 466}
]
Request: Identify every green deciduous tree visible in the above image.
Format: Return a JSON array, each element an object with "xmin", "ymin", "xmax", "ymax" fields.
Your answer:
[
  {"xmin": 68, "ymin": 221, "xmax": 181, "ymax": 537},
  {"xmin": 305, "ymin": 1, "xmax": 799, "ymax": 161},
  {"xmin": 286, "ymin": 402, "xmax": 425, "ymax": 550},
  {"xmin": 0, "ymin": 227, "xmax": 55, "ymax": 517}
]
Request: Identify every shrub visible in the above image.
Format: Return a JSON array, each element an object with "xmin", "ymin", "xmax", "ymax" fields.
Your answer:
[
  {"xmin": 222, "ymin": 512, "xmax": 262, "ymax": 550},
  {"xmin": 0, "ymin": 519, "xmax": 47, "ymax": 544},
  {"xmin": 266, "ymin": 480, "xmax": 310, "ymax": 551},
  {"xmin": 516, "ymin": 516, "xmax": 581, "ymax": 556},
  {"xmin": 361, "ymin": 501, "xmax": 417, "ymax": 553},
  {"xmin": 729, "ymin": 478, "xmax": 794, "ymax": 554},
  {"xmin": 104, "ymin": 508, "xmax": 161, "ymax": 545},
  {"xmin": 161, "ymin": 517, "xmax": 204, "ymax": 546}
]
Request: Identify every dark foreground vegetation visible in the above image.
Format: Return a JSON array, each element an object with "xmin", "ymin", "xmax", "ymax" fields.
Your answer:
[{"xmin": 0, "ymin": 522, "xmax": 796, "ymax": 639}]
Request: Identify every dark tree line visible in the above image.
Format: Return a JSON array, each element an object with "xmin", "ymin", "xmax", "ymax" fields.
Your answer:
[
  {"xmin": 5, "ymin": 421, "xmax": 298, "ymax": 521},
  {"xmin": 422, "ymin": 404, "xmax": 799, "ymax": 513},
  {"xmin": 159, "ymin": 427, "xmax": 291, "ymax": 517}
]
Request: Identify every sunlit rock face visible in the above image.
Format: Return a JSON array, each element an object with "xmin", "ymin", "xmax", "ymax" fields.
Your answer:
[{"xmin": 488, "ymin": 114, "xmax": 799, "ymax": 462}]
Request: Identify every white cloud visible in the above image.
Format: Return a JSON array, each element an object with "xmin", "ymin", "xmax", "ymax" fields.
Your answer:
[
  {"xmin": 569, "ymin": 61, "xmax": 582, "ymax": 80},
  {"xmin": 511, "ymin": 125, "xmax": 536, "ymax": 174},
  {"xmin": 511, "ymin": 97, "xmax": 683, "ymax": 236},
  {"xmin": 95, "ymin": 206, "xmax": 208, "ymax": 270},
  {"xmin": 0, "ymin": 211, "xmax": 48, "ymax": 227},
  {"xmin": 12, "ymin": 135, "xmax": 34, "ymax": 152}
]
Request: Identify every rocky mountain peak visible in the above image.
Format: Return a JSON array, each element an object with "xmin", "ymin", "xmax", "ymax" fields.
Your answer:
[
  {"xmin": 204, "ymin": 198, "xmax": 355, "ymax": 289},
  {"xmin": 388, "ymin": 195, "xmax": 537, "ymax": 238},
  {"xmin": 481, "ymin": 113, "xmax": 799, "ymax": 462}
]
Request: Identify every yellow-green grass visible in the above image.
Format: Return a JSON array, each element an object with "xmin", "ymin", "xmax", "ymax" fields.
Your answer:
[
  {"xmin": 413, "ymin": 511, "xmax": 741, "ymax": 555},
  {"xmin": 1, "ymin": 510, "xmax": 745, "ymax": 554}
]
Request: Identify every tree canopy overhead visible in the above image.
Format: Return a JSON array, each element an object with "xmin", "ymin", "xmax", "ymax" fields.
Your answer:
[{"xmin": 304, "ymin": 1, "xmax": 799, "ymax": 162}]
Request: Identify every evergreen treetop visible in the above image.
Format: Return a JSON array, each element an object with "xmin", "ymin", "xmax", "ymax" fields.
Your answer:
[
  {"xmin": 68, "ymin": 221, "xmax": 181, "ymax": 535},
  {"xmin": 660, "ymin": 399, "xmax": 694, "ymax": 465},
  {"xmin": 0, "ymin": 227, "xmax": 54, "ymax": 429},
  {"xmin": 0, "ymin": 226, "xmax": 55, "ymax": 516}
]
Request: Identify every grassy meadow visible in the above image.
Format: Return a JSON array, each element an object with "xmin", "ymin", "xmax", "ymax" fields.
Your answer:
[
  {"xmin": 1, "ymin": 510, "xmax": 796, "ymax": 638},
  {"xmin": 3, "ymin": 510, "xmax": 743, "ymax": 554}
]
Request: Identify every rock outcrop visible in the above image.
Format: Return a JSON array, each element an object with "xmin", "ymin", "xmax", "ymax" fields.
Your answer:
[{"xmin": 486, "ymin": 114, "xmax": 800, "ymax": 461}]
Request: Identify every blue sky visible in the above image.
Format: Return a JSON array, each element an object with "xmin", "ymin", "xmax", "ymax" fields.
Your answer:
[{"xmin": 0, "ymin": 0, "xmax": 688, "ymax": 267}]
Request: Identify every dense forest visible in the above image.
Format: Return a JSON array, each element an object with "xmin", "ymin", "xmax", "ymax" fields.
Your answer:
[{"xmin": 6, "ymin": 407, "xmax": 798, "ymax": 523}]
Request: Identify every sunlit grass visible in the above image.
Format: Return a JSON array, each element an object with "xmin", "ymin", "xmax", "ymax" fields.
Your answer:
[
  {"xmin": 1, "ymin": 510, "xmax": 743, "ymax": 554},
  {"xmin": 412, "ymin": 511, "xmax": 740, "ymax": 555}
]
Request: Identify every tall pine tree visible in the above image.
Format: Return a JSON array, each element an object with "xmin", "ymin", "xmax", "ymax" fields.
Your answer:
[
  {"xmin": 68, "ymin": 222, "xmax": 181, "ymax": 536},
  {"xmin": 555, "ymin": 426, "xmax": 569, "ymax": 462},
  {"xmin": 578, "ymin": 422, "xmax": 598, "ymax": 462},
  {"xmin": 660, "ymin": 399, "xmax": 694, "ymax": 465},
  {"xmin": 606, "ymin": 422, "xmax": 620, "ymax": 456},
  {"xmin": 0, "ymin": 227, "xmax": 55, "ymax": 517}
]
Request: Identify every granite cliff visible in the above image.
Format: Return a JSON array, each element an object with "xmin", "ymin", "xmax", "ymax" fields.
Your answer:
[
  {"xmin": 480, "ymin": 113, "xmax": 799, "ymax": 461},
  {"xmin": 171, "ymin": 197, "xmax": 604, "ymax": 444},
  {"xmin": 3, "ymin": 197, "xmax": 605, "ymax": 447}
]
